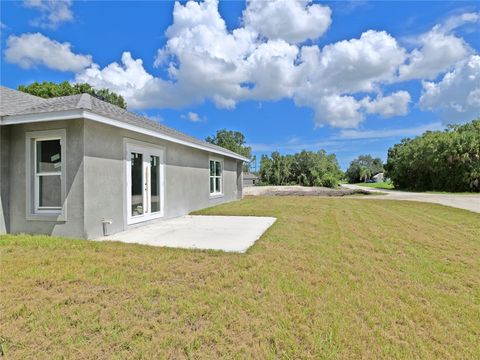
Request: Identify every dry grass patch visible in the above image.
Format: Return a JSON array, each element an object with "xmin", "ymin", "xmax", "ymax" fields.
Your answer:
[{"xmin": 1, "ymin": 197, "xmax": 479, "ymax": 359}]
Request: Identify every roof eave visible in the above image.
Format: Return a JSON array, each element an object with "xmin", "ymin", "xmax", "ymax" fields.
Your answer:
[{"xmin": 0, "ymin": 109, "xmax": 250, "ymax": 162}]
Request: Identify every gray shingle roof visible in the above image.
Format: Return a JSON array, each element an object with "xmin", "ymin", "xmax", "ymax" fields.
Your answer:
[
  {"xmin": 0, "ymin": 87, "xmax": 247, "ymax": 160},
  {"xmin": 0, "ymin": 86, "xmax": 44, "ymax": 116}
]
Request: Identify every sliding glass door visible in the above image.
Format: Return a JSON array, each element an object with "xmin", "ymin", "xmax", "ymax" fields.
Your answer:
[{"xmin": 126, "ymin": 144, "xmax": 164, "ymax": 224}]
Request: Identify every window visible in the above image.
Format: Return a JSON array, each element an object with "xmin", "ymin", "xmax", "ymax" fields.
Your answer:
[
  {"xmin": 35, "ymin": 139, "xmax": 62, "ymax": 211},
  {"xmin": 209, "ymin": 159, "xmax": 223, "ymax": 195},
  {"xmin": 26, "ymin": 130, "xmax": 66, "ymax": 220}
]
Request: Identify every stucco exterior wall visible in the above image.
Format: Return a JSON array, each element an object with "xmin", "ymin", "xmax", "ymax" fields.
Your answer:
[
  {"xmin": 3, "ymin": 118, "xmax": 243, "ymax": 239},
  {"xmin": 6, "ymin": 120, "xmax": 85, "ymax": 238},
  {"xmin": 83, "ymin": 120, "xmax": 243, "ymax": 239},
  {"xmin": 0, "ymin": 126, "xmax": 9, "ymax": 234}
]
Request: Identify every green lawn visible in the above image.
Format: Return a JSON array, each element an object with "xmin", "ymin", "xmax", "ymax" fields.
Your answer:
[
  {"xmin": 354, "ymin": 182, "xmax": 477, "ymax": 194},
  {"xmin": 1, "ymin": 197, "xmax": 479, "ymax": 359},
  {"xmin": 354, "ymin": 181, "xmax": 395, "ymax": 190}
]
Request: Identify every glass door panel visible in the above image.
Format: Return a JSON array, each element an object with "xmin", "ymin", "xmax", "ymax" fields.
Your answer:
[
  {"xmin": 127, "ymin": 146, "xmax": 163, "ymax": 224},
  {"xmin": 150, "ymin": 155, "xmax": 161, "ymax": 213},
  {"xmin": 131, "ymin": 152, "xmax": 144, "ymax": 217}
]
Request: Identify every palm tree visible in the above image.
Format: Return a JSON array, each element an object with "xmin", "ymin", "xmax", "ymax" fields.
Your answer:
[{"xmin": 359, "ymin": 167, "xmax": 371, "ymax": 182}]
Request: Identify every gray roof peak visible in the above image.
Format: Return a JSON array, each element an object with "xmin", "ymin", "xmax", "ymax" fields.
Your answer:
[
  {"xmin": 76, "ymin": 93, "xmax": 92, "ymax": 110},
  {"xmin": 0, "ymin": 86, "xmax": 45, "ymax": 116},
  {"xmin": 0, "ymin": 86, "xmax": 247, "ymax": 160}
]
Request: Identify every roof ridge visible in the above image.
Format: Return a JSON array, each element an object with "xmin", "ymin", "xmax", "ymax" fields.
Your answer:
[
  {"xmin": 1, "ymin": 86, "xmax": 247, "ymax": 160},
  {"xmin": 0, "ymin": 86, "xmax": 46, "ymax": 101},
  {"xmin": 76, "ymin": 93, "xmax": 92, "ymax": 110}
]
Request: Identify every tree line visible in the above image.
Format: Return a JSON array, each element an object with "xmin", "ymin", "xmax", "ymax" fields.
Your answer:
[
  {"xmin": 345, "ymin": 154, "xmax": 384, "ymax": 183},
  {"xmin": 258, "ymin": 150, "xmax": 343, "ymax": 188},
  {"xmin": 17, "ymin": 82, "xmax": 480, "ymax": 192},
  {"xmin": 19, "ymin": 81, "xmax": 127, "ymax": 109},
  {"xmin": 385, "ymin": 119, "xmax": 480, "ymax": 192}
]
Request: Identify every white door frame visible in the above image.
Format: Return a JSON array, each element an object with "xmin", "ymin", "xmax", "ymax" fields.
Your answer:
[{"xmin": 125, "ymin": 142, "xmax": 165, "ymax": 225}]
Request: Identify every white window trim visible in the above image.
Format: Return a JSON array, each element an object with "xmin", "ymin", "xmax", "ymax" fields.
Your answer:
[
  {"xmin": 25, "ymin": 129, "xmax": 67, "ymax": 221},
  {"xmin": 209, "ymin": 157, "xmax": 224, "ymax": 198},
  {"xmin": 125, "ymin": 140, "xmax": 165, "ymax": 225}
]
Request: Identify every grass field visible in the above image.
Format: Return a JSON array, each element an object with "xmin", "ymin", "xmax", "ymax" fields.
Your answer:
[
  {"xmin": 1, "ymin": 197, "xmax": 479, "ymax": 359},
  {"xmin": 354, "ymin": 182, "xmax": 477, "ymax": 194},
  {"xmin": 354, "ymin": 181, "xmax": 395, "ymax": 190}
]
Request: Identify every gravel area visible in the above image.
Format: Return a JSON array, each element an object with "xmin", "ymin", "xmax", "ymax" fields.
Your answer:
[
  {"xmin": 244, "ymin": 185, "xmax": 371, "ymax": 197},
  {"xmin": 341, "ymin": 184, "xmax": 480, "ymax": 213}
]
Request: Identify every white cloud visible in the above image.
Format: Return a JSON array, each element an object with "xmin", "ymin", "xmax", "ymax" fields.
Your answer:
[
  {"xmin": 420, "ymin": 55, "xmax": 480, "ymax": 123},
  {"xmin": 76, "ymin": 52, "xmax": 153, "ymax": 107},
  {"xmin": 243, "ymin": 0, "xmax": 332, "ymax": 44},
  {"xmin": 293, "ymin": 30, "xmax": 408, "ymax": 127},
  {"xmin": 138, "ymin": 112, "xmax": 163, "ymax": 122},
  {"xmin": 5, "ymin": 32, "xmax": 92, "ymax": 72},
  {"xmin": 302, "ymin": 91, "xmax": 411, "ymax": 129},
  {"xmin": 24, "ymin": 0, "xmax": 73, "ymax": 29},
  {"xmin": 362, "ymin": 91, "xmax": 411, "ymax": 118},
  {"xmin": 249, "ymin": 122, "xmax": 443, "ymax": 152},
  {"xmin": 338, "ymin": 122, "xmax": 443, "ymax": 140},
  {"xmin": 439, "ymin": 12, "xmax": 480, "ymax": 33},
  {"xmin": 399, "ymin": 12, "xmax": 478, "ymax": 80},
  {"xmin": 181, "ymin": 111, "xmax": 204, "ymax": 122},
  {"xmin": 316, "ymin": 95, "xmax": 364, "ymax": 128},
  {"xmin": 26, "ymin": 1, "xmax": 469, "ymax": 129},
  {"xmin": 75, "ymin": 1, "xmax": 411, "ymax": 128}
]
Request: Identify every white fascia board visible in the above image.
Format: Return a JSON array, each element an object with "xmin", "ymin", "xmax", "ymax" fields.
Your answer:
[
  {"xmin": 1, "ymin": 109, "xmax": 82, "ymax": 124},
  {"xmin": 1, "ymin": 110, "xmax": 249, "ymax": 162}
]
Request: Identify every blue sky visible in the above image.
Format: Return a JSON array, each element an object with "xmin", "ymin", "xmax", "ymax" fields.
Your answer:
[{"xmin": 1, "ymin": 0, "xmax": 479, "ymax": 169}]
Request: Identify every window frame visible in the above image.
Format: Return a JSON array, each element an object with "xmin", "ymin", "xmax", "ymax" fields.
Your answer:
[
  {"xmin": 209, "ymin": 157, "xmax": 224, "ymax": 198},
  {"xmin": 26, "ymin": 129, "xmax": 67, "ymax": 221}
]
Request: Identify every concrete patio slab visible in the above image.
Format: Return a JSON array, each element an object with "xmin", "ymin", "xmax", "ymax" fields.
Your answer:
[{"xmin": 98, "ymin": 215, "xmax": 277, "ymax": 252}]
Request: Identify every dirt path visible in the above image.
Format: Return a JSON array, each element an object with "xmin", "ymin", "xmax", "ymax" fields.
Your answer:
[
  {"xmin": 243, "ymin": 185, "xmax": 370, "ymax": 197},
  {"xmin": 341, "ymin": 184, "xmax": 480, "ymax": 213}
]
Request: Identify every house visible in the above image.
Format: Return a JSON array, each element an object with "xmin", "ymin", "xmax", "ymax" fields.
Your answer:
[
  {"xmin": 243, "ymin": 172, "xmax": 259, "ymax": 187},
  {"xmin": 0, "ymin": 86, "xmax": 248, "ymax": 239},
  {"xmin": 372, "ymin": 172, "xmax": 384, "ymax": 182}
]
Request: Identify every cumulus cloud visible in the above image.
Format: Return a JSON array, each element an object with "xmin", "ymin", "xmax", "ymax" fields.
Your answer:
[
  {"xmin": 181, "ymin": 111, "xmax": 204, "ymax": 122},
  {"xmin": 301, "ymin": 91, "xmax": 411, "ymax": 128},
  {"xmin": 243, "ymin": 0, "xmax": 332, "ymax": 44},
  {"xmin": 24, "ymin": 0, "xmax": 73, "ymax": 29},
  {"xmin": 362, "ymin": 91, "xmax": 411, "ymax": 117},
  {"xmin": 420, "ymin": 55, "xmax": 480, "ymax": 123},
  {"xmin": 399, "ymin": 12, "xmax": 478, "ymax": 80},
  {"xmin": 76, "ymin": 52, "xmax": 154, "ymax": 107},
  {"xmin": 76, "ymin": 1, "xmax": 411, "ymax": 128},
  {"xmin": 14, "ymin": 0, "xmax": 469, "ymax": 129},
  {"xmin": 293, "ymin": 31, "xmax": 408, "ymax": 127},
  {"xmin": 5, "ymin": 32, "xmax": 92, "ymax": 72}
]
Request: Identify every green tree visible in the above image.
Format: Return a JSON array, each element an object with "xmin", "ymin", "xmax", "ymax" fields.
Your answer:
[
  {"xmin": 18, "ymin": 81, "xmax": 127, "ymax": 109},
  {"xmin": 259, "ymin": 150, "xmax": 343, "ymax": 188},
  {"xmin": 359, "ymin": 167, "xmax": 371, "ymax": 183},
  {"xmin": 345, "ymin": 155, "xmax": 384, "ymax": 183},
  {"xmin": 206, "ymin": 129, "xmax": 252, "ymax": 170},
  {"xmin": 385, "ymin": 119, "xmax": 480, "ymax": 192}
]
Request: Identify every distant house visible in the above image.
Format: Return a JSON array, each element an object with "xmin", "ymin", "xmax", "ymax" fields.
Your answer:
[
  {"xmin": 0, "ymin": 86, "xmax": 249, "ymax": 239},
  {"xmin": 372, "ymin": 172, "xmax": 384, "ymax": 182},
  {"xmin": 243, "ymin": 172, "xmax": 259, "ymax": 187}
]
